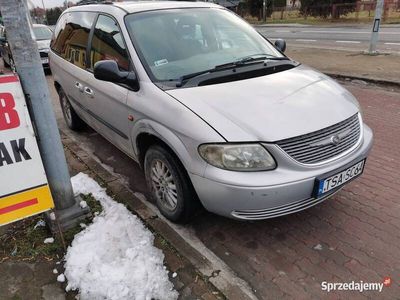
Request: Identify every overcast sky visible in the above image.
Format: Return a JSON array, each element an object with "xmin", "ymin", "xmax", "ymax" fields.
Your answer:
[{"xmin": 29, "ymin": 0, "xmax": 79, "ymax": 9}]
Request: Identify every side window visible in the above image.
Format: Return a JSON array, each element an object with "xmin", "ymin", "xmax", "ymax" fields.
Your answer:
[
  {"xmin": 90, "ymin": 15, "xmax": 129, "ymax": 71},
  {"xmin": 51, "ymin": 12, "xmax": 96, "ymax": 69},
  {"xmin": 51, "ymin": 13, "xmax": 68, "ymax": 54}
]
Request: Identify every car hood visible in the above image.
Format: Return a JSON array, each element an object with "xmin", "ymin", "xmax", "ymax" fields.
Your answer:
[{"xmin": 166, "ymin": 65, "xmax": 359, "ymax": 142}]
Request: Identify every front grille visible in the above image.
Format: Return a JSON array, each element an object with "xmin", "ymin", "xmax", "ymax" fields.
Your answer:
[{"xmin": 276, "ymin": 114, "xmax": 361, "ymax": 164}]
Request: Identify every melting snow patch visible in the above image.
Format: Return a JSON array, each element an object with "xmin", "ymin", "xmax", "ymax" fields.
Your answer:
[
  {"xmin": 57, "ymin": 274, "xmax": 66, "ymax": 283},
  {"xmin": 53, "ymin": 268, "xmax": 58, "ymax": 274},
  {"xmin": 44, "ymin": 237, "xmax": 54, "ymax": 244},
  {"xmin": 66, "ymin": 172, "xmax": 177, "ymax": 300},
  {"xmin": 313, "ymin": 244, "xmax": 323, "ymax": 251},
  {"xmin": 79, "ymin": 200, "xmax": 88, "ymax": 209}
]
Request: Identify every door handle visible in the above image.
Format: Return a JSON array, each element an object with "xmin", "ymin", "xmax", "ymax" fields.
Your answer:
[
  {"xmin": 75, "ymin": 82, "xmax": 84, "ymax": 92},
  {"xmin": 84, "ymin": 87, "xmax": 94, "ymax": 98}
]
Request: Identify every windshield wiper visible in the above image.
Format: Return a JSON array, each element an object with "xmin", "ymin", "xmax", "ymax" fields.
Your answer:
[
  {"xmin": 175, "ymin": 54, "xmax": 290, "ymax": 87},
  {"xmin": 175, "ymin": 67, "xmax": 226, "ymax": 87},
  {"xmin": 215, "ymin": 53, "xmax": 288, "ymax": 69}
]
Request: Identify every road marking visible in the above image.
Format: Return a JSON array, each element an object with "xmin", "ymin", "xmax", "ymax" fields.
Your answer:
[
  {"xmin": 335, "ymin": 40, "xmax": 361, "ymax": 44},
  {"xmin": 296, "ymin": 39, "xmax": 317, "ymax": 42},
  {"xmin": 385, "ymin": 42, "xmax": 400, "ymax": 46},
  {"xmin": 302, "ymin": 30, "xmax": 399, "ymax": 35}
]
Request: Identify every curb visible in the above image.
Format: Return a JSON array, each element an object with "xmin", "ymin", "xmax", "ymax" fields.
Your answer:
[
  {"xmin": 253, "ymin": 23, "xmax": 310, "ymax": 28},
  {"xmin": 253, "ymin": 23, "xmax": 400, "ymax": 28},
  {"xmin": 324, "ymin": 72, "xmax": 400, "ymax": 89},
  {"xmin": 61, "ymin": 131, "xmax": 259, "ymax": 300}
]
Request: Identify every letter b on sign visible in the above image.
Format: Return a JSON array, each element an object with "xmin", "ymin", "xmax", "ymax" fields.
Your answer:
[{"xmin": 0, "ymin": 93, "xmax": 20, "ymax": 130}]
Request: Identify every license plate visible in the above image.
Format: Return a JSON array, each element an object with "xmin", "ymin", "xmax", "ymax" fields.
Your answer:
[
  {"xmin": 41, "ymin": 58, "xmax": 49, "ymax": 64},
  {"xmin": 316, "ymin": 160, "xmax": 365, "ymax": 197}
]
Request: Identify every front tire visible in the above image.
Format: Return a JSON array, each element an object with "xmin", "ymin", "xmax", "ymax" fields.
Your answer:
[
  {"xmin": 58, "ymin": 87, "xmax": 85, "ymax": 131},
  {"xmin": 144, "ymin": 145, "xmax": 198, "ymax": 223}
]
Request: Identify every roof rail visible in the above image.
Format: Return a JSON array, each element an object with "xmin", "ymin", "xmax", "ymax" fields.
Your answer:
[{"xmin": 75, "ymin": 0, "xmax": 113, "ymax": 6}]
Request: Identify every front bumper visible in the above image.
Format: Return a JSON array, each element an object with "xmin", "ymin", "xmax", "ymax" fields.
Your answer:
[{"xmin": 190, "ymin": 124, "xmax": 373, "ymax": 220}]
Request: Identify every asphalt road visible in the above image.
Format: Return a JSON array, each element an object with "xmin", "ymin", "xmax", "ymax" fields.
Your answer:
[
  {"xmin": 256, "ymin": 24, "xmax": 400, "ymax": 53},
  {"xmin": 45, "ymin": 73, "xmax": 400, "ymax": 299}
]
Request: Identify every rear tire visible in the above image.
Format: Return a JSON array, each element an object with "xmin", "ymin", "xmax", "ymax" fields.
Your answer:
[
  {"xmin": 144, "ymin": 145, "xmax": 198, "ymax": 223},
  {"xmin": 2, "ymin": 57, "xmax": 9, "ymax": 68},
  {"xmin": 9, "ymin": 58, "xmax": 15, "ymax": 71},
  {"xmin": 58, "ymin": 87, "xmax": 85, "ymax": 131}
]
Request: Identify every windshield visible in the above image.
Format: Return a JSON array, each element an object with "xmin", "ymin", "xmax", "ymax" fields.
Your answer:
[
  {"xmin": 32, "ymin": 26, "xmax": 52, "ymax": 41},
  {"xmin": 125, "ymin": 8, "xmax": 283, "ymax": 82}
]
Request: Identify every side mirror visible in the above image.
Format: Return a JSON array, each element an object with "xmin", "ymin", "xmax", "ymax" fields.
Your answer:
[
  {"xmin": 94, "ymin": 60, "xmax": 139, "ymax": 91},
  {"xmin": 274, "ymin": 39, "xmax": 286, "ymax": 53}
]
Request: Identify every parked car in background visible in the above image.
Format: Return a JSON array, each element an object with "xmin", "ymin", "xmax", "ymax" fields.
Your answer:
[
  {"xmin": 50, "ymin": 2, "xmax": 373, "ymax": 223},
  {"xmin": 1, "ymin": 24, "xmax": 52, "ymax": 69}
]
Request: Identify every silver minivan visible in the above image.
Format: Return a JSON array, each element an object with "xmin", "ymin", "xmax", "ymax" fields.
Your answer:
[{"xmin": 50, "ymin": 2, "xmax": 373, "ymax": 222}]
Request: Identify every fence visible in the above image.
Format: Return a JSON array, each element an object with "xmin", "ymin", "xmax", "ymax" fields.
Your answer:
[{"xmin": 237, "ymin": 0, "xmax": 400, "ymax": 23}]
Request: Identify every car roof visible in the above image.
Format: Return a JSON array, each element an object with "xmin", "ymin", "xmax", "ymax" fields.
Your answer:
[{"xmin": 67, "ymin": 1, "xmax": 221, "ymax": 15}]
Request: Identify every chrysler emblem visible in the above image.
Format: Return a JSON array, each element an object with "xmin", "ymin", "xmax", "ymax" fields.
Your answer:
[
  {"xmin": 330, "ymin": 135, "xmax": 341, "ymax": 146},
  {"xmin": 309, "ymin": 128, "xmax": 351, "ymax": 147}
]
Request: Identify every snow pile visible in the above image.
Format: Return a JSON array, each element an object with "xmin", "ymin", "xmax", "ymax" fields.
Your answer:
[{"xmin": 66, "ymin": 172, "xmax": 177, "ymax": 300}]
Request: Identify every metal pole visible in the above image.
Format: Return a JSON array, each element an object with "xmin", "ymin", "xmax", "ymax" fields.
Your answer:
[
  {"xmin": 41, "ymin": 0, "xmax": 46, "ymax": 24},
  {"xmin": 0, "ymin": 0, "xmax": 88, "ymax": 230},
  {"xmin": 368, "ymin": 0, "xmax": 384, "ymax": 54},
  {"xmin": 263, "ymin": 0, "xmax": 266, "ymax": 22}
]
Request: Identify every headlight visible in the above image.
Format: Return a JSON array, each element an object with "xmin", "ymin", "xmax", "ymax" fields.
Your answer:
[{"xmin": 198, "ymin": 144, "xmax": 276, "ymax": 171}]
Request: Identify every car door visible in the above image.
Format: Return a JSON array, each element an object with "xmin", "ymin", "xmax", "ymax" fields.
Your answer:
[
  {"xmin": 50, "ymin": 11, "xmax": 96, "ymax": 123},
  {"xmin": 82, "ymin": 14, "xmax": 132, "ymax": 154}
]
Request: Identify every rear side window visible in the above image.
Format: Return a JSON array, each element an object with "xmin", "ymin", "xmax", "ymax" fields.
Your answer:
[
  {"xmin": 51, "ymin": 14, "xmax": 67, "ymax": 53},
  {"xmin": 51, "ymin": 11, "xmax": 96, "ymax": 69},
  {"xmin": 90, "ymin": 15, "xmax": 129, "ymax": 71}
]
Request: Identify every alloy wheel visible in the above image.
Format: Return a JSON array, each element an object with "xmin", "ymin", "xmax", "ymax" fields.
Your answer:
[{"xmin": 150, "ymin": 159, "xmax": 178, "ymax": 211}]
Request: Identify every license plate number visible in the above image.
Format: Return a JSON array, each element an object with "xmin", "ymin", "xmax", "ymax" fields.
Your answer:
[{"xmin": 316, "ymin": 160, "xmax": 365, "ymax": 197}]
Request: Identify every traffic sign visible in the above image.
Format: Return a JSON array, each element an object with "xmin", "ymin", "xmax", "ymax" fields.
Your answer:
[{"xmin": 0, "ymin": 74, "xmax": 54, "ymax": 226}]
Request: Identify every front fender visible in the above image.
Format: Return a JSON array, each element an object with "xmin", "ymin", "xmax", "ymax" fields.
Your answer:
[{"xmin": 131, "ymin": 119, "xmax": 208, "ymax": 177}]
